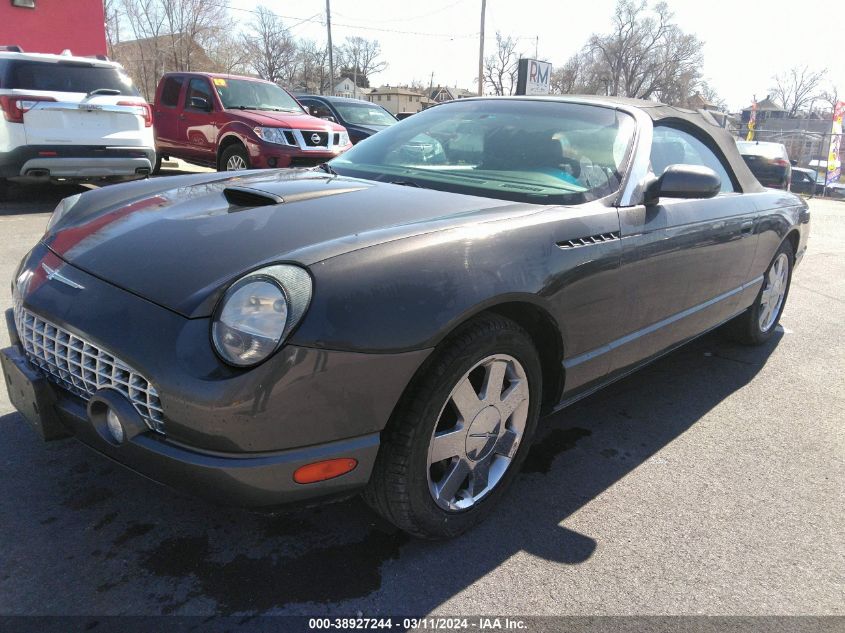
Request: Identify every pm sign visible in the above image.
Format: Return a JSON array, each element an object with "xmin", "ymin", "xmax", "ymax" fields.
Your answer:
[{"xmin": 516, "ymin": 59, "xmax": 552, "ymax": 95}]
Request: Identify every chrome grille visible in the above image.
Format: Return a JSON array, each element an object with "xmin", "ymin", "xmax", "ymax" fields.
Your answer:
[{"xmin": 13, "ymin": 303, "xmax": 164, "ymax": 434}]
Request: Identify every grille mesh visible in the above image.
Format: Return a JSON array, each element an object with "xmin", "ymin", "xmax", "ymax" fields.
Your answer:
[{"xmin": 13, "ymin": 303, "xmax": 164, "ymax": 434}]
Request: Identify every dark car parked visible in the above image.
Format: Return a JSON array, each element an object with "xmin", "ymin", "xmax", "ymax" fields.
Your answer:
[
  {"xmin": 736, "ymin": 140, "xmax": 792, "ymax": 189},
  {"xmin": 296, "ymin": 95, "xmax": 397, "ymax": 144},
  {"xmin": 790, "ymin": 167, "xmax": 818, "ymax": 195},
  {"xmin": 2, "ymin": 96, "xmax": 809, "ymax": 538}
]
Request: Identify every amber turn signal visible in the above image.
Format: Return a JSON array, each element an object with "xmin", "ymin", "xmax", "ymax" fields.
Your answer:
[{"xmin": 293, "ymin": 458, "xmax": 358, "ymax": 484}]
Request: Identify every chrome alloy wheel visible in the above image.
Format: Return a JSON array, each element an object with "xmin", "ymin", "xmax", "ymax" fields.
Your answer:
[
  {"xmin": 226, "ymin": 154, "xmax": 247, "ymax": 170},
  {"xmin": 759, "ymin": 252, "xmax": 789, "ymax": 332},
  {"xmin": 427, "ymin": 354, "xmax": 530, "ymax": 511}
]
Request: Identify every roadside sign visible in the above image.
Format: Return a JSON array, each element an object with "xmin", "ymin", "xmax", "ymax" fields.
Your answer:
[{"xmin": 516, "ymin": 59, "xmax": 552, "ymax": 96}]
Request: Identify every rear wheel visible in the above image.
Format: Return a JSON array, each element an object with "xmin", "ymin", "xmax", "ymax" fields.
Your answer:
[
  {"xmin": 152, "ymin": 153, "xmax": 162, "ymax": 175},
  {"xmin": 0, "ymin": 178, "xmax": 7, "ymax": 201},
  {"xmin": 730, "ymin": 240, "xmax": 794, "ymax": 345},
  {"xmin": 220, "ymin": 144, "xmax": 250, "ymax": 171},
  {"xmin": 364, "ymin": 314, "xmax": 543, "ymax": 538}
]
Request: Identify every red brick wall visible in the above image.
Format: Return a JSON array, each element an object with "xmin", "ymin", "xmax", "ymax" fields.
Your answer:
[{"xmin": 0, "ymin": 0, "xmax": 106, "ymax": 57}]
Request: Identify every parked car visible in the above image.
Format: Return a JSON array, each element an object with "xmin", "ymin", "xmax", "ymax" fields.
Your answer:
[
  {"xmin": 0, "ymin": 46, "xmax": 154, "ymax": 200},
  {"xmin": 153, "ymin": 73, "xmax": 351, "ymax": 172},
  {"xmin": 395, "ymin": 111, "xmax": 416, "ymax": 120},
  {"xmin": 2, "ymin": 96, "xmax": 809, "ymax": 538},
  {"xmin": 735, "ymin": 140, "xmax": 792, "ymax": 189},
  {"xmin": 790, "ymin": 167, "xmax": 818, "ymax": 195},
  {"xmin": 296, "ymin": 95, "xmax": 397, "ymax": 144}
]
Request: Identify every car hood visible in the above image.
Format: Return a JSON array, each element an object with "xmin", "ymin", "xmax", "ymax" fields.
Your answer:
[
  {"xmin": 224, "ymin": 108, "xmax": 346, "ymax": 131},
  {"xmin": 44, "ymin": 170, "xmax": 533, "ymax": 317}
]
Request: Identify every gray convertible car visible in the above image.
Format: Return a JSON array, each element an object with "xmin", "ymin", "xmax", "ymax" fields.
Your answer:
[{"xmin": 2, "ymin": 96, "xmax": 809, "ymax": 538}]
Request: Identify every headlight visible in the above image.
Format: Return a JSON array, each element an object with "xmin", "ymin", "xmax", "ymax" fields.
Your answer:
[
  {"xmin": 337, "ymin": 131, "xmax": 350, "ymax": 147},
  {"xmin": 254, "ymin": 127, "xmax": 292, "ymax": 145},
  {"xmin": 46, "ymin": 193, "xmax": 82, "ymax": 232},
  {"xmin": 211, "ymin": 264, "xmax": 312, "ymax": 367}
]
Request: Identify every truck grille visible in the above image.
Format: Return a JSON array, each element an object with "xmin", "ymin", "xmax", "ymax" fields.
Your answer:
[
  {"xmin": 302, "ymin": 131, "xmax": 329, "ymax": 147},
  {"xmin": 13, "ymin": 303, "xmax": 164, "ymax": 434}
]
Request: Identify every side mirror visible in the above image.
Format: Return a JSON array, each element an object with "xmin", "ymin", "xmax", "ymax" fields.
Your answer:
[
  {"xmin": 790, "ymin": 159, "xmax": 798, "ymax": 166},
  {"xmin": 190, "ymin": 96, "xmax": 211, "ymax": 111},
  {"xmin": 644, "ymin": 164, "xmax": 721, "ymax": 206}
]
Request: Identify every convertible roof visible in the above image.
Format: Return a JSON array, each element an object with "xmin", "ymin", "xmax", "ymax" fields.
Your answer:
[
  {"xmin": 554, "ymin": 95, "xmax": 765, "ymax": 193},
  {"xmin": 484, "ymin": 95, "xmax": 765, "ymax": 193}
]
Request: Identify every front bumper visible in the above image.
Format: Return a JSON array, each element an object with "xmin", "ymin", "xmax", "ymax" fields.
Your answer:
[
  {"xmin": 2, "ymin": 342, "xmax": 379, "ymax": 506},
  {"xmin": 0, "ymin": 145, "xmax": 155, "ymax": 181}
]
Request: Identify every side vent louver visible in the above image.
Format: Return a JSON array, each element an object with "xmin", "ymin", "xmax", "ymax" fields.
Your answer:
[
  {"xmin": 557, "ymin": 232, "xmax": 620, "ymax": 249},
  {"xmin": 223, "ymin": 186, "xmax": 284, "ymax": 208}
]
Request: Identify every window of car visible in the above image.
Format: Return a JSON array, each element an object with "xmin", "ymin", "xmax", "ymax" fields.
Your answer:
[
  {"xmin": 306, "ymin": 100, "xmax": 335, "ymax": 119},
  {"xmin": 333, "ymin": 101, "xmax": 396, "ymax": 127},
  {"xmin": 651, "ymin": 126, "xmax": 737, "ymax": 193},
  {"xmin": 214, "ymin": 78, "xmax": 303, "ymax": 113},
  {"xmin": 185, "ymin": 78, "xmax": 213, "ymax": 111},
  {"xmin": 331, "ymin": 99, "xmax": 637, "ymax": 205},
  {"xmin": 6, "ymin": 60, "xmax": 139, "ymax": 95},
  {"xmin": 160, "ymin": 76, "xmax": 184, "ymax": 107}
]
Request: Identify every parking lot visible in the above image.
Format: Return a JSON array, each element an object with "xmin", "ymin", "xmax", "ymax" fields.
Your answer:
[{"xmin": 0, "ymin": 182, "xmax": 842, "ymax": 617}]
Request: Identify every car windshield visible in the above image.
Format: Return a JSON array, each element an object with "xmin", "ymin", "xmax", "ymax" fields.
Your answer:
[
  {"xmin": 736, "ymin": 141, "xmax": 787, "ymax": 159},
  {"xmin": 329, "ymin": 99, "xmax": 636, "ymax": 205},
  {"xmin": 215, "ymin": 78, "xmax": 303, "ymax": 112},
  {"xmin": 7, "ymin": 61, "xmax": 139, "ymax": 95},
  {"xmin": 333, "ymin": 101, "xmax": 396, "ymax": 127}
]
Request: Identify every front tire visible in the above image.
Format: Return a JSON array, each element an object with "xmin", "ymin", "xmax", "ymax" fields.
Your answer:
[
  {"xmin": 364, "ymin": 314, "xmax": 543, "ymax": 538},
  {"xmin": 220, "ymin": 144, "xmax": 250, "ymax": 171},
  {"xmin": 731, "ymin": 240, "xmax": 794, "ymax": 345}
]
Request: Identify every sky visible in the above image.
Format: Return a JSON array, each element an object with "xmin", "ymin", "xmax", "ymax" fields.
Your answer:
[{"xmin": 229, "ymin": 0, "xmax": 843, "ymax": 113}]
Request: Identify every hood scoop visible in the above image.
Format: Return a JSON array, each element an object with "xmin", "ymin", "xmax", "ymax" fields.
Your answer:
[
  {"xmin": 223, "ymin": 184, "xmax": 368, "ymax": 210},
  {"xmin": 223, "ymin": 186, "xmax": 284, "ymax": 208}
]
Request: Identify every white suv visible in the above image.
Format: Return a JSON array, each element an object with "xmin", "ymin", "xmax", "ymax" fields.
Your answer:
[{"xmin": 0, "ymin": 47, "xmax": 155, "ymax": 200}]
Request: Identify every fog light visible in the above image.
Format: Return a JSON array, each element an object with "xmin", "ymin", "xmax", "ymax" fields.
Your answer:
[
  {"xmin": 106, "ymin": 409, "xmax": 125, "ymax": 444},
  {"xmin": 293, "ymin": 458, "xmax": 357, "ymax": 484}
]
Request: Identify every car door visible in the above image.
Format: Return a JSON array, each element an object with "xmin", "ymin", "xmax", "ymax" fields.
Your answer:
[
  {"xmin": 611, "ymin": 124, "xmax": 759, "ymax": 373},
  {"xmin": 154, "ymin": 75, "xmax": 185, "ymax": 155},
  {"xmin": 178, "ymin": 77, "xmax": 219, "ymax": 164}
]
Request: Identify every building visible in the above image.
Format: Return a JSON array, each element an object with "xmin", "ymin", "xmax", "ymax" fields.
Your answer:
[
  {"xmin": 429, "ymin": 85, "xmax": 476, "ymax": 103},
  {"xmin": 0, "ymin": 0, "xmax": 106, "ymax": 57},
  {"xmin": 333, "ymin": 78, "xmax": 370, "ymax": 100},
  {"xmin": 111, "ymin": 34, "xmax": 217, "ymax": 101},
  {"xmin": 367, "ymin": 85, "xmax": 433, "ymax": 115}
]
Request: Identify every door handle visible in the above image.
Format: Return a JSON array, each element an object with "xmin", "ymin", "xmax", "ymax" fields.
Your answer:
[{"xmin": 741, "ymin": 220, "xmax": 754, "ymax": 235}]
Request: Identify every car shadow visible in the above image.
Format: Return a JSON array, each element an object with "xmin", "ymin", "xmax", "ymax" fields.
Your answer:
[{"xmin": 0, "ymin": 327, "xmax": 782, "ymax": 615}]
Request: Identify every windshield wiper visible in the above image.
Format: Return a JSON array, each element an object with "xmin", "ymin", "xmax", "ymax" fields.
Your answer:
[
  {"xmin": 85, "ymin": 88, "xmax": 121, "ymax": 98},
  {"xmin": 389, "ymin": 180, "xmax": 421, "ymax": 188},
  {"xmin": 317, "ymin": 163, "xmax": 338, "ymax": 176}
]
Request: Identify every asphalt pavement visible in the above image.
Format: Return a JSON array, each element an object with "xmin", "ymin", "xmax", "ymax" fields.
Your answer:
[{"xmin": 0, "ymin": 178, "xmax": 842, "ymax": 618}]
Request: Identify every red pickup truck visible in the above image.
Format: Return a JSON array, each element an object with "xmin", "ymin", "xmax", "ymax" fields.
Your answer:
[{"xmin": 152, "ymin": 72, "xmax": 351, "ymax": 172}]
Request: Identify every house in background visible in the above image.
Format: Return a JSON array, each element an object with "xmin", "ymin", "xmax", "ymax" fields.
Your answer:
[
  {"xmin": 333, "ymin": 78, "xmax": 371, "ymax": 100},
  {"xmin": 367, "ymin": 85, "xmax": 433, "ymax": 115},
  {"xmin": 430, "ymin": 85, "xmax": 476, "ymax": 103},
  {"xmin": 0, "ymin": 0, "xmax": 106, "ymax": 57},
  {"xmin": 111, "ymin": 34, "xmax": 217, "ymax": 100}
]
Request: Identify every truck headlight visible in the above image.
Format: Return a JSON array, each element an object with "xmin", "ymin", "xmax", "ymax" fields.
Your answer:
[
  {"xmin": 337, "ymin": 131, "xmax": 350, "ymax": 147},
  {"xmin": 254, "ymin": 127, "xmax": 292, "ymax": 145},
  {"xmin": 211, "ymin": 264, "xmax": 312, "ymax": 367},
  {"xmin": 46, "ymin": 193, "xmax": 82, "ymax": 232}
]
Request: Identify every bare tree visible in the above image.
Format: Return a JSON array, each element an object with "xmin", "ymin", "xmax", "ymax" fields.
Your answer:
[
  {"xmin": 104, "ymin": 0, "xmax": 122, "ymax": 54},
  {"xmin": 337, "ymin": 36, "xmax": 387, "ymax": 88},
  {"xmin": 119, "ymin": 0, "xmax": 167, "ymax": 99},
  {"xmin": 818, "ymin": 85, "xmax": 839, "ymax": 116},
  {"xmin": 206, "ymin": 30, "xmax": 250, "ymax": 76},
  {"xmin": 293, "ymin": 40, "xmax": 334, "ymax": 94},
  {"xmin": 483, "ymin": 32, "xmax": 520, "ymax": 96},
  {"xmin": 161, "ymin": 0, "xmax": 229, "ymax": 71},
  {"xmin": 581, "ymin": 0, "xmax": 703, "ymax": 102},
  {"xmin": 241, "ymin": 5, "xmax": 297, "ymax": 85},
  {"xmin": 770, "ymin": 65, "xmax": 827, "ymax": 118}
]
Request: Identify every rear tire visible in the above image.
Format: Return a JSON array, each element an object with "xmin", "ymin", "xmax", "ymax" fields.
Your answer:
[
  {"xmin": 730, "ymin": 240, "xmax": 794, "ymax": 345},
  {"xmin": 0, "ymin": 178, "xmax": 7, "ymax": 202},
  {"xmin": 363, "ymin": 314, "xmax": 543, "ymax": 539},
  {"xmin": 220, "ymin": 144, "xmax": 250, "ymax": 172},
  {"xmin": 152, "ymin": 154, "xmax": 162, "ymax": 175}
]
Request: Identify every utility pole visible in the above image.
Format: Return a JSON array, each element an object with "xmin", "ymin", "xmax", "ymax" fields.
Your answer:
[
  {"xmin": 326, "ymin": 0, "xmax": 334, "ymax": 96},
  {"xmin": 477, "ymin": 0, "xmax": 485, "ymax": 96}
]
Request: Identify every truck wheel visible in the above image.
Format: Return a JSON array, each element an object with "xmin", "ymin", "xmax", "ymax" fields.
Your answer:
[{"xmin": 220, "ymin": 144, "xmax": 250, "ymax": 171}]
